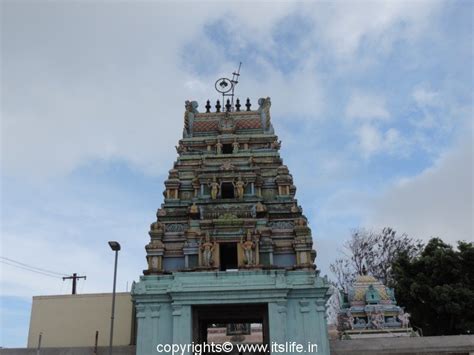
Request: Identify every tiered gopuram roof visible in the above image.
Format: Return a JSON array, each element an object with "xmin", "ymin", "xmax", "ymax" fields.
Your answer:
[{"xmin": 144, "ymin": 97, "xmax": 316, "ymax": 274}]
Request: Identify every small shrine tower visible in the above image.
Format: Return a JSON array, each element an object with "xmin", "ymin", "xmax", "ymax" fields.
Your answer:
[
  {"xmin": 337, "ymin": 268, "xmax": 416, "ymax": 339},
  {"xmin": 132, "ymin": 74, "xmax": 331, "ymax": 354}
]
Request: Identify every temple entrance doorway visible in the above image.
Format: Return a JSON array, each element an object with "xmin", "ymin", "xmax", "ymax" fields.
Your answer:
[
  {"xmin": 222, "ymin": 144, "xmax": 233, "ymax": 154},
  {"xmin": 219, "ymin": 243, "xmax": 238, "ymax": 271},
  {"xmin": 192, "ymin": 304, "xmax": 269, "ymax": 355},
  {"xmin": 221, "ymin": 182, "xmax": 235, "ymax": 198}
]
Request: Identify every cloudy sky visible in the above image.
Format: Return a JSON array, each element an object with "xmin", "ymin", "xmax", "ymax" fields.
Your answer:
[{"xmin": 1, "ymin": 0, "xmax": 473, "ymax": 347}]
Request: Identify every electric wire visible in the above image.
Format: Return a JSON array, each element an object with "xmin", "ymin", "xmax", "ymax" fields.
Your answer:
[
  {"xmin": 0, "ymin": 260, "xmax": 62, "ymax": 279},
  {"xmin": 0, "ymin": 256, "xmax": 68, "ymax": 277}
]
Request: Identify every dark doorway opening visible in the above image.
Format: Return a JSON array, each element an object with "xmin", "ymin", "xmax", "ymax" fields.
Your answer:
[
  {"xmin": 220, "ymin": 243, "xmax": 238, "ymax": 271},
  {"xmin": 222, "ymin": 144, "xmax": 233, "ymax": 154},
  {"xmin": 193, "ymin": 304, "xmax": 269, "ymax": 354},
  {"xmin": 221, "ymin": 182, "xmax": 235, "ymax": 199}
]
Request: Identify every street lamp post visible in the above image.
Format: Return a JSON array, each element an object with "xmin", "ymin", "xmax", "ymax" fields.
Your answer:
[{"xmin": 108, "ymin": 241, "xmax": 121, "ymax": 355}]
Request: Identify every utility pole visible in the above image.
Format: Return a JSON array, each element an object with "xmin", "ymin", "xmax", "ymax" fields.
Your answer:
[{"xmin": 62, "ymin": 273, "xmax": 86, "ymax": 294}]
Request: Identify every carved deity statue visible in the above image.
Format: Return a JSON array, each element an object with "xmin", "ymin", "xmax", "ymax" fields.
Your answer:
[
  {"xmin": 216, "ymin": 140, "xmax": 223, "ymax": 155},
  {"xmin": 258, "ymin": 97, "xmax": 272, "ymax": 131},
  {"xmin": 255, "ymin": 201, "xmax": 266, "ymax": 213},
  {"xmin": 220, "ymin": 161, "xmax": 234, "ymax": 171},
  {"xmin": 248, "ymin": 156, "xmax": 255, "ymax": 167},
  {"xmin": 232, "ymin": 139, "xmax": 239, "ymax": 153},
  {"xmin": 183, "ymin": 100, "xmax": 198, "ymax": 138},
  {"xmin": 192, "ymin": 176, "xmax": 200, "ymax": 197},
  {"xmin": 150, "ymin": 221, "xmax": 164, "ymax": 233},
  {"xmin": 295, "ymin": 217, "xmax": 307, "ymax": 226},
  {"xmin": 218, "ymin": 115, "xmax": 235, "ymax": 134},
  {"xmin": 240, "ymin": 230, "xmax": 256, "ymax": 265},
  {"xmin": 271, "ymin": 140, "xmax": 281, "ymax": 150},
  {"xmin": 369, "ymin": 310, "xmax": 384, "ymax": 329},
  {"xmin": 175, "ymin": 142, "xmax": 186, "ymax": 154},
  {"xmin": 189, "ymin": 202, "xmax": 199, "ymax": 214},
  {"xmin": 184, "ymin": 101, "xmax": 191, "ymax": 134},
  {"xmin": 200, "ymin": 233, "xmax": 216, "ymax": 267},
  {"xmin": 398, "ymin": 310, "xmax": 410, "ymax": 328},
  {"xmin": 250, "ymin": 205, "xmax": 257, "ymax": 218},
  {"xmin": 234, "ymin": 176, "xmax": 247, "ymax": 199},
  {"xmin": 347, "ymin": 311, "xmax": 354, "ymax": 330},
  {"xmin": 209, "ymin": 176, "xmax": 220, "ymax": 200}
]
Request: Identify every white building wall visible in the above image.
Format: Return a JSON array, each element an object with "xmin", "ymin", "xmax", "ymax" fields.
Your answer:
[{"xmin": 27, "ymin": 292, "xmax": 133, "ymax": 348}]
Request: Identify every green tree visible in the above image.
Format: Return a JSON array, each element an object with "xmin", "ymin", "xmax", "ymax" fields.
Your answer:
[{"xmin": 392, "ymin": 238, "xmax": 474, "ymax": 335}]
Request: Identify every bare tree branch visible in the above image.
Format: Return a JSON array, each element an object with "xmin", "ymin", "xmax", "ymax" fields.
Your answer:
[{"xmin": 330, "ymin": 227, "xmax": 423, "ymax": 290}]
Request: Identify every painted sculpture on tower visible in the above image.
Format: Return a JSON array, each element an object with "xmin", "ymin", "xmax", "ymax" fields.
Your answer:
[
  {"xmin": 240, "ymin": 230, "xmax": 256, "ymax": 265},
  {"xmin": 209, "ymin": 176, "xmax": 220, "ymax": 200},
  {"xmin": 199, "ymin": 233, "xmax": 217, "ymax": 268},
  {"xmin": 234, "ymin": 176, "xmax": 246, "ymax": 199}
]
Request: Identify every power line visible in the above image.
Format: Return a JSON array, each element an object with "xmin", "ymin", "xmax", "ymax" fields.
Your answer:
[
  {"xmin": 1, "ymin": 257, "xmax": 88, "ymax": 294},
  {"xmin": 0, "ymin": 260, "xmax": 62, "ymax": 279},
  {"xmin": 0, "ymin": 256, "xmax": 68, "ymax": 277}
]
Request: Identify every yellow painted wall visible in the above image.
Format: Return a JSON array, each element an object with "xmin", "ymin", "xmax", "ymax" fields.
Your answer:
[{"xmin": 27, "ymin": 292, "xmax": 134, "ymax": 348}]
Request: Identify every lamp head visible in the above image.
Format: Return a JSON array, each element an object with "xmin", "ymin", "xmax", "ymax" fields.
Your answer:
[{"xmin": 108, "ymin": 241, "xmax": 121, "ymax": 251}]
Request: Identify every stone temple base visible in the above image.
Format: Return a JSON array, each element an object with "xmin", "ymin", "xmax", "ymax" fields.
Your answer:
[
  {"xmin": 132, "ymin": 269, "xmax": 331, "ymax": 355},
  {"xmin": 341, "ymin": 328, "xmax": 417, "ymax": 339}
]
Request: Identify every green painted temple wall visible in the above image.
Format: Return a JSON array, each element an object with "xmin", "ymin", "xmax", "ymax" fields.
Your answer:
[{"xmin": 132, "ymin": 270, "xmax": 331, "ymax": 355}]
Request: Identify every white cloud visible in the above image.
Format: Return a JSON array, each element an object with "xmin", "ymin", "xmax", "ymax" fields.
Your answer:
[
  {"xmin": 366, "ymin": 132, "xmax": 473, "ymax": 244},
  {"xmin": 0, "ymin": 2, "xmax": 318, "ymax": 179},
  {"xmin": 313, "ymin": 128, "xmax": 472, "ymax": 276},
  {"xmin": 1, "ymin": 181, "xmax": 149, "ymax": 299},
  {"xmin": 1, "ymin": 1, "xmax": 445, "ymax": 179},
  {"xmin": 356, "ymin": 124, "xmax": 383, "ymax": 157},
  {"xmin": 385, "ymin": 128, "xmax": 401, "ymax": 149},
  {"xmin": 411, "ymin": 86, "xmax": 443, "ymax": 129},
  {"xmin": 346, "ymin": 91, "xmax": 390, "ymax": 122},
  {"xmin": 310, "ymin": 0, "xmax": 442, "ymax": 59},
  {"xmin": 411, "ymin": 86, "xmax": 455, "ymax": 134},
  {"xmin": 413, "ymin": 87, "xmax": 440, "ymax": 107},
  {"xmin": 346, "ymin": 91, "xmax": 405, "ymax": 158}
]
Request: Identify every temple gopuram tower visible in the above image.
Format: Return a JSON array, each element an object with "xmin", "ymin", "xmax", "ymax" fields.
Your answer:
[{"xmin": 132, "ymin": 78, "xmax": 331, "ymax": 354}]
